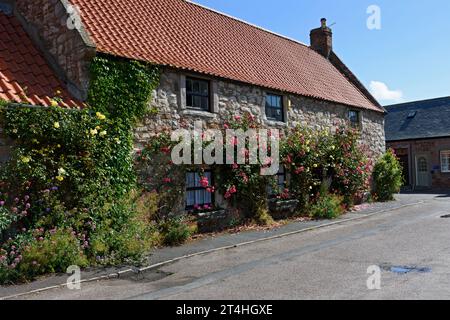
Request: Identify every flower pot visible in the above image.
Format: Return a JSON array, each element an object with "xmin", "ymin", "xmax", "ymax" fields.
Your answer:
[
  {"xmin": 197, "ymin": 209, "xmax": 230, "ymax": 233},
  {"xmin": 268, "ymin": 199, "xmax": 300, "ymax": 220}
]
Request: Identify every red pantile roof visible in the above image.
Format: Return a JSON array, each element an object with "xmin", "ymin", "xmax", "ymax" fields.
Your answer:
[
  {"xmin": 70, "ymin": 0, "xmax": 382, "ymax": 112},
  {"xmin": 0, "ymin": 13, "xmax": 78, "ymax": 107}
]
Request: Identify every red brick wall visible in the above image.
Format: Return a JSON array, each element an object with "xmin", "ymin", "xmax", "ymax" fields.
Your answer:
[{"xmin": 388, "ymin": 137, "xmax": 450, "ymax": 189}]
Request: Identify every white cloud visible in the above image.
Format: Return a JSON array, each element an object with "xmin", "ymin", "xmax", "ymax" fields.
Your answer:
[{"xmin": 369, "ymin": 81, "xmax": 403, "ymax": 103}]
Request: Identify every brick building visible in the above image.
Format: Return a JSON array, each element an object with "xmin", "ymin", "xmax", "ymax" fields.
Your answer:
[
  {"xmin": 1, "ymin": 0, "xmax": 386, "ymax": 210},
  {"xmin": 385, "ymin": 97, "xmax": 450, "ymax": 190}
]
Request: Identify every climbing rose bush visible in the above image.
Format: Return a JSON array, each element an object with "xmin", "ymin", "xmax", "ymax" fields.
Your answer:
[
  {"xmin": 281, "ymin": 125, "xmax": 372, "ymax": 210},
  {"xmin": 328, "ymin": 127, "xmax": 372, "ymax": 206}
]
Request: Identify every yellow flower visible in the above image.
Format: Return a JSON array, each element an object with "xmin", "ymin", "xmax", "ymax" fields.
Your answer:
[
  {"xmin": 54, "ymin": 122, "xmax": 60, "ymax": 129},
  {"xmin": 56, "ymin": 175, "xmax": 64, "ymax": 182},
  {"xmin": 99, "ymin": 130, "xmax": 107, "ymax": 137},
  {"xmin": 96, "ymin": 112, "xmax": 106, "ymax": 120},
  {"xmin": 114, "ymin": 138, "xmax": 121, "ymax": 145},
  {"xmin": 57, "ymin": 144, "xmax": 61, "ymax": 148},
  {"xmin": 90, "ymin": 129, "xmax": 98, "ymax": 136},
  {"xmin": 330, "ymin": 145, "xmax": 336, "ymax": 150},
  {"xmin": 50, "ymin": 100, "xmax": 58, "ymax": 107},
  {"xmin": 95, "ymin": 126, "xmax": 100, "ymax": 130},
  {"xmin": 313, "ymin": 164, "xmax": 318, "ymax": 168},
  {"xmin": 20, "ymin": 156, "xmax": 31, "ymax": 163}
]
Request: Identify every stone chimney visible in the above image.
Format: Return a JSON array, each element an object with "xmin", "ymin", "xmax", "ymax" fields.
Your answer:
[{"xmin": 310, "ymin": 18, "xmax": 333, "ymax": 59}]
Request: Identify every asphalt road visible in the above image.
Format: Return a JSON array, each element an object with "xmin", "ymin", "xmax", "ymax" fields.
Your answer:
[{"xmin": 17, "ymin": 193, "xmax": 450, "ymax": 300}]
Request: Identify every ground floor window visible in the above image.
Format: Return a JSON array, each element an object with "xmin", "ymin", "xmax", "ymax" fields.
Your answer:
[
  {"xmin": 268, "ymin": 167, "xmax": 286, "ymax": 197},
  {"xmin": 186, "ymin": 171, "xmax": 213, "ymax": 210},
  {"xmin": 441, "ymin": 151, "xmax": 450, "ymax": 173}
]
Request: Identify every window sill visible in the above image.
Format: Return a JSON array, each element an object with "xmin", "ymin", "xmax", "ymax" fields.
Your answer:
[
  {"xmin": 264, "ymin": 119, "xmax": 288, "ymax": 128},
  {"xmin": 181, "ymin": 109, "xmax": 217, "ymax": 119}
]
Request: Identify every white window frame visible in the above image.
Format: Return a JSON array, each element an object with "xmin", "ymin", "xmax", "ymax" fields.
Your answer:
[{"xmin": 441, "ymin": 150, "xmax": 450, "ymax": 173}]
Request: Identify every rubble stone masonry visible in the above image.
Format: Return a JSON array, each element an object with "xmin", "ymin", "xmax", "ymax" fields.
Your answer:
[{"xmin": 135, "ymin": 68, "xmax": 386, "ymax": 163}]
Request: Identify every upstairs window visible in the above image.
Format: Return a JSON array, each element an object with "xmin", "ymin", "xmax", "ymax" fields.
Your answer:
[
  {"xmin": 441, "ymin": 151, "xmax": 450, "ymax": 173},
  {"xmin": 186, "ymin": 171, "xmax": 213, "ymax": 210},
  {"xmin": 265, "ymin": 94, "xmax": 284, "ymax": 122},
  {"xmin": 348, "ymin": 110, "xmax": 360, "ymax": 127},
  {"xmin": 186, "ymin": 77, "xmax": 210, "ymax": 111}
]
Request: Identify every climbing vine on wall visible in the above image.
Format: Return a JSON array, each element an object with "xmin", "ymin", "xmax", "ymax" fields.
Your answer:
[{"xmin": 88, "ymin": 55, "xmax": 160, "ymax": 125}]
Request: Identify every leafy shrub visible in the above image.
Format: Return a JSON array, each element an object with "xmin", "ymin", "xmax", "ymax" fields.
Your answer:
[
  {"xmin": 158, "ymin": 216, "xmax": 192, "ymax": 247},
  {"xmin": 18, "ymin": 229, "xmax": 88, "ymax": 277},
  {"xmin": 0, "ymin": 229, "xmax": 87, "ymax": 283},
  {"xmin": 309, "ymin": 194, "xmax": 345, "ymax": 220},
  {"xmin": 373, "ymin": 149, "xmax": 403, "ymax": 201}
]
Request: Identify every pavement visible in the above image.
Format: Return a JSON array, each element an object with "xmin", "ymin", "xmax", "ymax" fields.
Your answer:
[{"xmin": 1, "ymin": 192, "xmax": 449, "ymax": 300}]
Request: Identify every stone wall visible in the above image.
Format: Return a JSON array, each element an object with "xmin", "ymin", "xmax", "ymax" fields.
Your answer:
[
  {"xmin": 135, "ymin": 68, "xmax": 386, "ymax": 162},
  {"xmin": 13, "ymin": 0, "xmax": 96, "ymax": 100}
]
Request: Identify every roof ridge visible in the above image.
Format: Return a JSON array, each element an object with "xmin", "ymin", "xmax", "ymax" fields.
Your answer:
[
  {"xmin": 185, "ymin": 0, "xmax": 310, "ymax": 49},
  {"xmin": 387, "ymin": 96, "xmax": 450, "ymax": 108}
]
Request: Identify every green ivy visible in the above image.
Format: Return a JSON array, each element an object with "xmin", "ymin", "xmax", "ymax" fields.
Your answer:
[{"xmin": 88, "ymin": 55, "xmax": 160, "ymax": 125}]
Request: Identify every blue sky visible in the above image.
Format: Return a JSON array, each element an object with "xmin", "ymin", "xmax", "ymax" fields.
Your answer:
[{"xmin": 192, "ymin": 0, "xmax": 450, "ymax": 105}]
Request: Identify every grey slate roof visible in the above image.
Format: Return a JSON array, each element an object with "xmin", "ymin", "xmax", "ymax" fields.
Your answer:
[{"xmin": 385, "ymin": 96, "xmax": 450, "ymax": 141}]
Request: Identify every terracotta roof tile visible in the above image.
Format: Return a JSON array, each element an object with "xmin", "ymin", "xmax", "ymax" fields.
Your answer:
[
  {"xmin": 0, "ymin": 12, "xmax": 79, "ymax": 108},
  {"xmin": 70, "ymin": 0, "xmax": 381, "ymax": 112}
]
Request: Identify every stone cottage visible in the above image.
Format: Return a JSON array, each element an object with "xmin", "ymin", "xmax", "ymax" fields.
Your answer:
[
  {"xmin": 0, "ymin": 0, "xmax": 386, "ymax": 212},
  {"xmin": 385, "ymin": 97, "xmax": 450, "ymax": 190}
]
